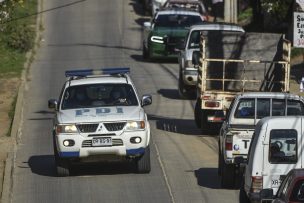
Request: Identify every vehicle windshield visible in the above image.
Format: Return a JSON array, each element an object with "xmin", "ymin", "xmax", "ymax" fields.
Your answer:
[
  {"xmin": 61, "ymin": 84, "xmax": 138, "ymax": 110},
  {"xmin": 154, "ymin": 14, "xmax": 203, "ymax": 28}
]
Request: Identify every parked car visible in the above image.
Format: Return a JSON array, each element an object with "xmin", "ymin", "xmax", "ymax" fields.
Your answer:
[
  {"xmin": 177, "ymin": 22, "xmax": 244, "ymax": 98},
  {"xmin": 259, "ymin": 169, "xmax": 304, "ymax": 203},
  {"xmin": 142, "ymin": 9, "xmax": 205, "ymax": 60},
  {"xmin": 219, "ymin": 92, "xmax": 304, "ymax": 189},
  {"xmin": 163, "ymin": 0, "xmax": 209, "ymax": 21},
  {"xmin": 243, "ymin": 115, "xmax": 304, "ymax": 202}
]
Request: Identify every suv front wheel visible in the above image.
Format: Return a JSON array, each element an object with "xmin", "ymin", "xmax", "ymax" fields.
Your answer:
[
  {"xmin": 136, "ymin": 146, "xmax": 151, "ymax": 173},
  {"xmin": 53, "ymin": 137, "xmax": 70, "ymax": 177}
]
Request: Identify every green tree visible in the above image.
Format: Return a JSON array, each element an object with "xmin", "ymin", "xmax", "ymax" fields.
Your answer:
[
  {"xmin": 0, "ymin": 0, "xmax": 23, "ymax": 24},
  {"xmin": 261, "ymin": 0, "xmax": 293, "ymax": 21}
]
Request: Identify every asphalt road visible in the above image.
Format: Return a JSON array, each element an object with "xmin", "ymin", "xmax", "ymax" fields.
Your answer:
[{"xmin": 11, "ymin": 0, "xmax": 239, "ymax": 202}]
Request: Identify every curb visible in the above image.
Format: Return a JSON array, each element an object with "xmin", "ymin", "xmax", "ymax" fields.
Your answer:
[{"xmin": 0, "ymin": 0, "xmax": 43, "ymax": 202}]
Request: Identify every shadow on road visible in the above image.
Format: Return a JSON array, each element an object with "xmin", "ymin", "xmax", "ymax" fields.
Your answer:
[
  {"xmin": 194, "ymin": 168, "xmax": 221, "ymax": 189},
  {"xmin": 157, "ymin": 89, "xmax": 181, "ymax": 100},
  {"xmin": 148, "ymin": 114, "xmax": 202, "ymax": 136},
  {"xmin": 27, "ymin": 155, "xmax": 56, "ymax": 177},
  {"xmin": 28, "ymin": 155, "xmax": 137, "ymax": 177},
  {"xmin": 195, "ymin": 167, "xmax": 243, "ymax": 190},
  {"xmin": 158, "ymin": 88, "xmax": 196, "ymax": 100},
  {"xmin": 48, "ymin": 43, "xmax": 141, "ymax": 52},
  {"xmin": 129, "ymin": 0, "xmax": 149, "ymax": 17}
]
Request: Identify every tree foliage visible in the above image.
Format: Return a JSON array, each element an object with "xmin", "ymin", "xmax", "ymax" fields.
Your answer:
[
  {"xmin": 0, "ymin": 0, "xmax": 24, "ymax": 23},
  {"xmin": 260, "ymin": 0, "xmax": 293, "ymax": 21}
]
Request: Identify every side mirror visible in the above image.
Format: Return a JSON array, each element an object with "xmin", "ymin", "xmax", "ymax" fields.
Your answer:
[
  {"xmin": 192, "ymin": 51, "xmax": 200, "ymax": 66},
  {"xmin": 144, "ymin": 22, "xmax": 151, "ymax": 29},
  {"xmin": 48, "ymin": 99, "xmax": 58, "ymax": 110},
  {"xmin": 259, "ymin": 189, "xmax": 274, "ymax": 200},
  {"xmin": 141, "ymin": 95, "xmax": 152, "ymax": 107}
]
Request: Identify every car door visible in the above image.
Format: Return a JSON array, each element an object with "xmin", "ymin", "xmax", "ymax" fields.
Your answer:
[{"xmin": 262, "ymin": 118, "xmax": 301, "ymax": 193}]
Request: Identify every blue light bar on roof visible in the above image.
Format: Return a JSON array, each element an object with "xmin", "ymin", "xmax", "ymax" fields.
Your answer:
[{"xmin": 65, "ymin": 67, "xmax": 130, "ymax": 77}]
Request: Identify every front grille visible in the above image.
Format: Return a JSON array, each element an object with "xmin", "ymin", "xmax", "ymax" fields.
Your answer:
[
  {"xmin": 104, "ymin": 122, "xmax": 126, "ymax": 131},
  {"xmin": 76, "ymin": 124, "xmax": 98, "ymax": 133},
  {"xmin": 168, "ymin": 36, "xmax": 184, "ymax": 44},
  {"xmin": 82, "ymin": 139, "xmax": 123, "ymax": 147},
  {"xmin": 166, "ymin": 36, "xmax": 184, "ymax": 53}
]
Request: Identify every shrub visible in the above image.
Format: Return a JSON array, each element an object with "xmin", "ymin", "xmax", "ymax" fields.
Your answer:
[{"xmin": 3, "ymin": 23, "xmax": 33, "ymax": 52}]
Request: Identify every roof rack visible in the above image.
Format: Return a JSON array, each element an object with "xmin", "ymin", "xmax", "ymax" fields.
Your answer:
[{"xmin": 65, "ymin": 67, "xmax": 130, "ymax": 78}]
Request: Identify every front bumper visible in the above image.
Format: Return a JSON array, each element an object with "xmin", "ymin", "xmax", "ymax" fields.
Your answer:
[{"xmin": 55, "ymin": 130, "xmax": 149, "ymax": 160}]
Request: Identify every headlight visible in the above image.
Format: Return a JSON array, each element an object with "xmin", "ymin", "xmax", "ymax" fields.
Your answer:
[
  {"xmin": 125, "ymin": 121, "xmax": 145, "ymax": 131},
  {"xmin": 56, "ymin": 124, "xmax": 78, "ymax": 134},
  {"xmin": 151, "ymin": 36, "xmax": 164, "ymax": 43}
]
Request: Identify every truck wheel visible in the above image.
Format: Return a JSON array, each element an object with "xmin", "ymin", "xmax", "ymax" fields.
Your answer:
[
  {"xmin": 178, "ymin": 75, "xmax": 188, "ymax": 99},
  {"xmin": 218, "ymin": 145, "xmax": 222, "ymax": 176},
  {"xmin": 194, "ymin": 99, "xmax": 202, "ymax": 128},
  {"xmin": 53, "ymin": 136, "xmax": 70, "ymax": 177},
  {"xmin": 239, "ymin": 178, "xmax": 250, "ymax": 203},
  {"xmin": 136, "ymin": 146, "xmax": 151, "ymax": 173},
  {"xmin": 221, "ymin": 156, "xmax": 235, "ymax": 188},
  {"xmin": 201, "ymin": 110, "xmax": 210, "ymax": 134}
]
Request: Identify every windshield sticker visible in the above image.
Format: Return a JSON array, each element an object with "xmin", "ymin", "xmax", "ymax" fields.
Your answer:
[
  {"xmin": 96, "ymin": 108, "xmax": 111, "ymax": 114},
  {"xmin": 76, "ymin": 109, "xmax": 90, "ymax": 116}
]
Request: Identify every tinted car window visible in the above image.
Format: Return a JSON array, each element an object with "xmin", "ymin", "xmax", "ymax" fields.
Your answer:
[
  {"xmin": 269, "ymin": 129, "xmax": 297, "ymax": 164},
  {"xmin": 188, "ymin": 30, "xmax": 201, "ymax": 48},
  {"xmin": 272, "ymin": 99, "xmax": 286, "ymax": 116},
  {"xmin": 234, "ymin": 99, "xmax": 255, "ymax": 118},
  {"xmin": 61, "ymin": 84, "xmax": 138, "ymax": 109},
  {"xmin": 257, "ymin": 99, "xmax": 270, "ymax": 118},
  {"xmin": 155, "ymin": 14, "xmax": 203, "ymax": 28}
]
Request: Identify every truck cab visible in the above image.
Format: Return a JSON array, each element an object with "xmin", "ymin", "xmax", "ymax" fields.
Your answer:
[
  {"xmin": 243, "ymin": 116, "xmax": 304, "ymax": 202},
  {"xmin": 218, "ymin": 92, "xmax": 304, "ymax": 189}
]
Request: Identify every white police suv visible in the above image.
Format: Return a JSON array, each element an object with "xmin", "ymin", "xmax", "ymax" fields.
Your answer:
[{"xmin": 48, "ymin": 68, "xmax": 152, "ymax": 176}]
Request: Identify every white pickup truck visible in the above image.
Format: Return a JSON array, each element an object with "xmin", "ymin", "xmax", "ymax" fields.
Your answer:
[
  {"xmin": 218, "ymin": 92, "xmax": 304, "ymax": 188},
  {"xmin": 178, "ymin": 23, "xmax": 244, "ymax": 98}
]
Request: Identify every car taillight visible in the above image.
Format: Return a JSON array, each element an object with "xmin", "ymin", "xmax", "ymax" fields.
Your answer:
[
  {"xmin": 225, "ymin": 136, "xmax": 232, "ymax": 151},
  {"xmin": 251, "ymin": 176, "xmax": 263, "ymax": 193},
  {"xmin": 205, "ymin": 101, "xmax": 220, "ymax": 108}
]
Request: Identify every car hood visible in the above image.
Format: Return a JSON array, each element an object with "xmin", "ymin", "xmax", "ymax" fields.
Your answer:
[
  {"xmin": 152, "ymin": 27, "xmax": 189, "ymax": 37},
  {"xmin": 57, "ymin": 106, "xmax": 144, "ymax": 123}
]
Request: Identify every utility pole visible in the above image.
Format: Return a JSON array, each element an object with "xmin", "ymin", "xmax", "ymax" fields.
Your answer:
[{"xmin": 224, "ymin": 0, "xmax": 238, "ymax": 23}]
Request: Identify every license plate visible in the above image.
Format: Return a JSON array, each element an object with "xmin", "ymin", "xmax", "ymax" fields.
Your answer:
[{"xmin": 92, "ymin": 137, "xmax": 112, "ymax": 146}]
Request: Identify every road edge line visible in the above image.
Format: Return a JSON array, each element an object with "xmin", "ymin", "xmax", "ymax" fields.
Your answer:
[{"xmin": 153, "ymin": 141, "xmax": 175, "ymax": 203}]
